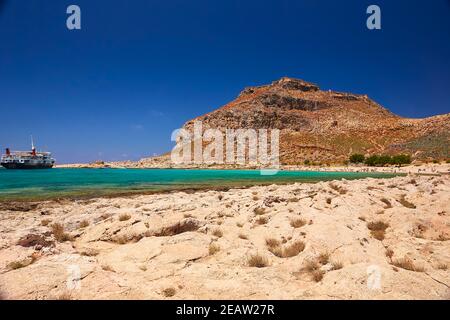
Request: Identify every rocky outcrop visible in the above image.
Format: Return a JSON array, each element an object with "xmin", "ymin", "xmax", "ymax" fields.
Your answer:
[{"xmin": 183, "ymin": 77, "xmax": 449, "ymax": 164}]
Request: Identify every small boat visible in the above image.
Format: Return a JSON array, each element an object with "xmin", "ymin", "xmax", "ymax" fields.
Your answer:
[{"xmin": 1, "ymin": 136, "xmax": 55, "ymax": 169}]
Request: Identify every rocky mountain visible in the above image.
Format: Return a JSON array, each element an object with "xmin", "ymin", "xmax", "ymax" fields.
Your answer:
[{"xmin": 180, "ymin": 77, "xmax": 449, "ymax": 164}]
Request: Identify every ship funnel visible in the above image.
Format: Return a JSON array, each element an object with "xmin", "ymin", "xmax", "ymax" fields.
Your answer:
[
  {"xmin": 31, "ymin": 135, "xmax": 36, "ymax": 156},
  {"xmin": 5, "ymin": 148, "xmax": 10, "ymax": 155}
]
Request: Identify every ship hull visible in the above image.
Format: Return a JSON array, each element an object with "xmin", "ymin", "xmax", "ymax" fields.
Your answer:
[{"xmin": 1, "ymin": 162, "xmax": 53, "ymax": 169}]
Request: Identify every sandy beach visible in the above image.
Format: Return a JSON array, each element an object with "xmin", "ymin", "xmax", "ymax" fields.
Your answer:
[{"xmin": 0, "ymin": 165, "xmax": 449, "ymax": 300}]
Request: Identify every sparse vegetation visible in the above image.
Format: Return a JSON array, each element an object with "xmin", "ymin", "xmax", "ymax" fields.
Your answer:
[
  {"xmin": 380, "ymin": 198, "xmax": 392, "ymax": 209},
  {"xmin": 331, "ymin": 261, "xmax": 343, "ymax": 270},
  {"xmin": 385, "ymin": 248, "xmax": 394, "ymax": 260},
  {"xmin": 79, "ymin": 220, "xmax": 89, "ymax": 228},
  {"xmin": 247, "ymin": 253, "xmax": 269, "ymax": 268},
  {"xmin": 238, "ymin": 233, "xmax": 248, "ymax": 240},
  {"xmin": 436, "ymin": 263, "xmax": 448, "ymax": 270},
  {"xmin": 265, "ymin": 238, "xmax": 281, "ymax": 248},
  {"xmin": 119, "ymin": 214, "xmax": 131, "ymax": 221},
  {"xmin": 7, "ymin": 256, "xmax": 36, "ymax": 270},
  {"xmin": 41, "ymin": 219, "xmax": 52, "ymax": 226},
  {"xmin": 253, "ymin": 207, "xmax": 266, "ymax": 215},
  {"xmin": 101, "ymin": 265, "xmax": 115, "ymax": 272},
  {"xmin": 51, "ymin": 223, "xmax": 73, "ymax": 242},
  {"xmin": 398, "ymin": 195, "xmax": 416, "ymax": 209},
  {"xmin": 113, "ymin": 234, "xmax": 130, "ymax": 244},
  {"xmin": 367, "ymin": 221, "xmax": 389, "ymax": 241},
  {"xmin": 317, "ymin": 252, "xmax": 330, "ymax": 265},
  {"xmin": 303, "ymin": 260, "xmax": 325, "ymax": 282},
  {"xmin": 79, "ymin": 248, "xmax": 99, "ymax": 257},
  {"xmin": 255, "ymin": 216, "xmax": 268, "ymax": 225},
  {"xmin": 212, "ymin": 229, "xmax": 223, "ymax": 237},
  {"xmin": 266, "ymin": 239, "xmax": 305, "ymax": 258},
  {"xmin": 162, "ymin": 287, "xmax": 176, "ymax": 297},
  {"xmin": 17, "ymin": 234, "xmax": 54, "ymax": 248},
  {"xmin": 349, "ymin": 153, "xmax": 365, "ymax": 164},
  {"xmin": 329, "ymin": 183, "xmax": 347, "ymax": 194},
  {"xmin": 326, "ymin": 197, "xmax": 332, "ymax": 204},
  {"xmin": 364, "ymin": 154, "xmax": 411, "ymax": 166},
  {"xmin": 282, "ymin": 241, "xmax": 306, "ymax": 258},
  {"xmin": 391, "ymin": 257, "xmax": 424, "ymax": 272},
  {"xmin": 57, "ymin": 292, "xmax": 73, "ymax": 300},
  {"xmin": 208, "ymin": 243, "xmax": 220, "ymax": 255},
  {"xmin": 236, "ymin": 222, "xmax": 244, "ymax": 228},
  {"xmin": 290, "ymin": 218, "xmax": 307, "ymax": 228}
]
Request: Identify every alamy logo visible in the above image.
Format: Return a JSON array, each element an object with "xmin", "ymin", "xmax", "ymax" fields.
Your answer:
[
  {"xmin": 367, "ymin": 265, "xmax": 382, "ymax": 290},
  {"xmin": 66, "ymin": 5, "xmax": 81, "ymax": 30},
  {"xmin": 171, "ymin": 121, "xmax": 280, "ymax": 175},
  {"xmin": 366, "ymin": 5, "xmax": 381, "ymax": 30}
]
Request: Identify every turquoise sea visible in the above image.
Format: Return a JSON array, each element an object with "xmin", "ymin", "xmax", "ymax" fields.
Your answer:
[{"xmin": 0, "ymin": 168, "xmax": 400, "ymax": 201}]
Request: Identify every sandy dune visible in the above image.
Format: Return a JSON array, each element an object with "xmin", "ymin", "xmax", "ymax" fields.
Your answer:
[{"xmin": 0, "ymin": 172, "xmax": 449, "ymax": 300}]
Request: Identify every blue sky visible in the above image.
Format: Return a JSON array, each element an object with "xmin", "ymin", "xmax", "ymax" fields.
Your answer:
[{"xmin": 0, "ymin": 0, "xmax": 449, "ymax": 163}]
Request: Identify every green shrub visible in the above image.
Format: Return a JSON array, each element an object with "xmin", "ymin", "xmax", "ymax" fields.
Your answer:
[
  {"xmin": 349, "ymin": 154, "xmax": 365, "ymax": 163},
  {"xmin": 365, "ymin": 154, "xmax": 411, "ymax": 166}
]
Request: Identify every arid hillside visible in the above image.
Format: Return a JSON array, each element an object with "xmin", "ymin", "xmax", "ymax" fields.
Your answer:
[{"xmin": 182, "ymin": 77, "xmax": 449, "ymax": 164}]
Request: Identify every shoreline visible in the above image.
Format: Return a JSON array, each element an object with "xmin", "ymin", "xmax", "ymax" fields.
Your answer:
[
  {"xmin": 54, "ymin": 162, "xmax": 450, "ymax": 175},
  {"xmin": 0, "ymin": 171, "xmax": 404, "ymax": 204}
]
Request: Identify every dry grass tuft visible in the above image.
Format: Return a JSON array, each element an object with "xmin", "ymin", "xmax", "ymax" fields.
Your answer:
[
  {"xmin": 236, "ymin": 222, "xmax": 244, "ymax": 228},
  {"xmin": 7, "ymin": 256, "xmax": 36, "ymax": 270},
  {"xmin": 247, "ymin": 253, "xmax": 269, "ymax": 268},
  {"xmin": 208, "ymin": 243, "xmax": 220, "ymax": 255},
  {"xmin": 311, "ymin": 270, "xmax": 325, "ymax": 282},
  {"xmin": 380, "ymin": 198, "xmax": 392, "ymax": 209},
  {"xmin": 162, "ymin": 287, "xmax": 176, "ymax": 297},
  {"xmin": 238, "ymin": 233, "xmax": 248, "ymax": 240},
  {"xmin": 398, "ymin": 195, "xmax": 416, "ymax": 209},
  {"xmin": 101, "ymin": 265, "xmax": 115, "ymax": 272},
  {"xmin": 391, "ymin": 257, "xmax": 424, "ymax": 272},
  {"xmin": 41, "ymin": 219, "xmax": 52, "ymax": 226},
  {"xmin": 266, "ymin": 239, "xmax": 305, "ymax": 258},
  {"xmin": 303, "ymin": 260, "xmax": 325, "ymax": 282},
  {"xmin": 153, "ymin": 219, "xmax": 200, "ymax": 237},
  {"xmin": 57, "ymin": 292, "xmax": 73, "ymax": 300},
  {"xmin": 385, "ymin": 248, "xmax": 394, "ymax": 260},
  {"xmin": 282, "ymin": 241, "xmax": 305, "ymax": 258},
  {"xmin": 331, "ymin": 261, "xmax": 343, "ymax": 270},
  {"xmin": 211, "ymin": 228, "xmax": 223, "ymax": 238},
  {"xmin": 253, "ymin": 207, "xmax": 266, "ymax": 215},
  {"xmin": 119, "ymin": 214, "xmax": 131, "ymax": 221},
  {"xmin": 436, "ymin": 263, "xmax": 448, "ymax": 270},
  {"xmin": 265, "ymin": 238, "xmax": 281, "ymax": 248},
  {"xmin": 217, "ymin": 194, "xmax": 223, "ymax": 201},
  {"xmin": 317, "ymin": 252, "xmax": 330, "ymax": 265},
  {"xmin": 367, "ymin": 221, "xmax": 389, "ymax": 241},
  {"xmin": 255, "ymin": 216, "xmax": 268, "ymax": 225},
  {"xmin": 329, "ymin": 183, "xmax": 347, "ymax": 194},
  {"xmin": 113, "ymin": 235, "xmax": 130, "ymax": 245},
  {"xmin": 290, "ymin": 218, "xmax": 307, "ymax": 228},
  {"xmin": 51, "ymin": 223, "xmax": 73, "ymax": 242},
  {"xmin": 79, "ymin": 248, "xmax": 99, "ymax": 257},
  {"xmin": 78, "ymin": 220, "xmax": 89, "ymax": 228}
]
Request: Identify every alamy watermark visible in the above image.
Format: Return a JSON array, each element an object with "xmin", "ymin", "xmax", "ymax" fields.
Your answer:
[{"xmin": 170, "ymin": 121, "xmax": 280, "ymax": 175}]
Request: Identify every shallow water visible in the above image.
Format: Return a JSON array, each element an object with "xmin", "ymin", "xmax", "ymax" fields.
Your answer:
[{"xmin": 0, "ymin": 168, "xmax": 400, "ymax": 201}]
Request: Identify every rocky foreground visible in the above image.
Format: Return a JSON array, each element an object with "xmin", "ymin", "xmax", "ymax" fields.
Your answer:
[{"xmin": 0, "ymin": 173, "xmax": 449, "ymax": 300}]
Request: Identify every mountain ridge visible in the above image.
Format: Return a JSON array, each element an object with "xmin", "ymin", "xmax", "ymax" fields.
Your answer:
[{"xmin": 179, "ymin": 77, "xmax": 449, "ymax": 164}]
